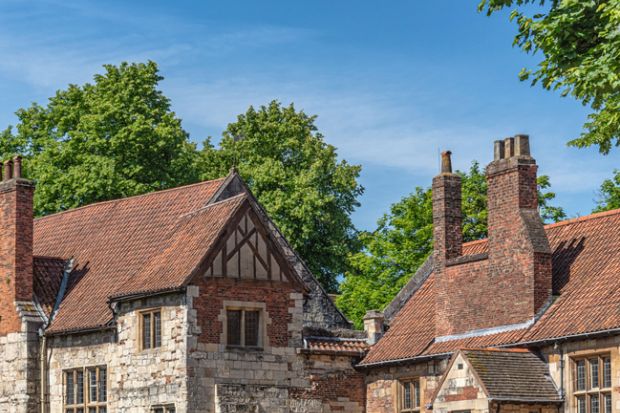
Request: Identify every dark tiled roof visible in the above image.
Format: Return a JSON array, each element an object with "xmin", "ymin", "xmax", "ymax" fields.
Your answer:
[
  {"xmin": 304, "ymin": 337, "xmax": 368, "ymax": 355},
  {"xmin": 33, "ymin": 256, "xmax": 66, "ymax": 318},
  {"xmin": 362, "ymin": 209, "xmax": 620, "ymax": 366},
  {"xmin": 462, "ymin": 349, "xmax": 560, "ymax": 402},
  {"xmin": 35, "ymin": 178, "xmax": 227, "ymax": 334}
]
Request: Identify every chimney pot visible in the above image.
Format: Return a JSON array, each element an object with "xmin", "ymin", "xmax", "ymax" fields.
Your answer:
[
  {"xmin": 363, "ymin": 310, "xmax": 385, "ymax": 345},
  {"xmin": 441, "ymin": 151, "xmax": 453, "ymax": 174},
  {"xmin": 3, "ymin": 160, "xmax": 12, "ymax": 181},
  {"xmin": 12, "ymin": 156, "xmax": 21, "ymax": 179},
  {"xmin": 514, "ymin": 134, "xmax": 530, "ymax": 157},
  {"xmin": 494, "ymin": 140, "xmax": 505, "ymax": 160},
  {"xmin": 504, "ymin": 137, "xmax": 515, "ymax": 158}
]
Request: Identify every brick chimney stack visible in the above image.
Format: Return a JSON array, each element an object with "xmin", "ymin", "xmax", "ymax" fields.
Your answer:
[
  {"xmin": 0, "ymin": 156, "xmax": 35, "ymax": 335},
  {"xmin": 432, "ymin": 151, "xmax": 462, "ymax": 262},
  {"xmin": 486, "ymin": 135, "xmax": 552, "ymax": 322},
  {"xmin": 433, "ymin": 151, "xmax": 463, "ymax": 336}
]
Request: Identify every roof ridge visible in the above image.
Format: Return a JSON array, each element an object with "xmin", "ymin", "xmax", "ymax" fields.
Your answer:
[
  {"xmin": 543, "ymin": 207, "xmax": 620, "ymax": 229},
  {"xmin": 35, "ymin": 177, "xmax": 227, "ymax": 222},
  {"xmin": 462, "ymin": 347, "xmax": 530, "ymax": 353},
  {"xmin": 461, "ymin": 208, "xmax": 620, "ymax": 247}
]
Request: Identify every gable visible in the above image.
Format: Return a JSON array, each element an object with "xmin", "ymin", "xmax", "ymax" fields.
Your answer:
[
  {"xmin": 205, "ymin": 207, "xmax": 291, "ymax": 283},
  {"xmin": 433, "ymin": 352, "xmax": 487, "ymax": 411}
]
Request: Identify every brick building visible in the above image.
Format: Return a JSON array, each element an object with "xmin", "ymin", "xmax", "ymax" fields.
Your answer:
[
  {"xmin": 2, "ymin": 134, "xmax": 620, "ymax": 413},
  {"xmin": 361, "ymin": 136, "xmax": 620, "ymax": 413},
  {"xmin": 0, "ymin": 163, "xmax": 367, "ymax": 413}
]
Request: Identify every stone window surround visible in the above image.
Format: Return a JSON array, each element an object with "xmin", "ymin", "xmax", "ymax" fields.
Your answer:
[
  {"xmin": 217, "ymin": 300, "xmax": 272, "ymax": 351},
  {"xmin": 397, "ymin": 376, "xmax": 421, "ymax": 413},
  {"xmin": 63, "ymin": 365, "xmax": 108, "ymax": 413},
  {"xmin": 151, "ymin": 403, "xmax": 176, "ymax": 413},
  {"xmin": 571, "ymin": 352, "xmax": 612, "ymax": 413},
  {"xmin": 138, "ymin": 307, "xmax": 162, "ymax": 352}
]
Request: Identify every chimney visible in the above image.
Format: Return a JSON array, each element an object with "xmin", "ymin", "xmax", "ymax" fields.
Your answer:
[
  {"xmin": 0, "ymin": 157, "xmax": 35, "ymax": 335},
  {"xmin": 432, "ymin": 151, "xmax": 462, "ymax": 262},
  {"xmin": 363, "ymin": 310, "xmax": 385, "ymax": 345},
  {"xmin": 486, "ymin": 135, "xmax": 552, "ymax": 320},
  {"xmin": 432, "ymin": 151, "xmax": 463, "ymax": 337}
]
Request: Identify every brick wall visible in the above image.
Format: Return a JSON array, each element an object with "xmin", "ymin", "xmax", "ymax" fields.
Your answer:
[
  {"xmin": 0, "ymin": 176, "xmax": 35, "ymax": 337},
  {"xmin": 433, "ymin": 136, "xmax": 552, "ymax": 337}
]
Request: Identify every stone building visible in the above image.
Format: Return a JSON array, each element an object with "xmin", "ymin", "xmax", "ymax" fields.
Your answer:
[
  {"xmin": 3, "ymin": 133, "xmax": 620, "ymax": 413},
  {"xmin": 361, "ymin": 135, "xmax": 620, "ymax": 413},
  {"xmin": 0, "ymin": 162, "xmax": 367, "ymax": 413}
]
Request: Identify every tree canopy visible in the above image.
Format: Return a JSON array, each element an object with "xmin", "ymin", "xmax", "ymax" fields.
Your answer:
[
  {"xmin": 594, "ymin": 169, "xmax": 620, "ymax": 212},
  {"xmin": 479, "ymin": 0, "xmax": 620, "ymax": 154},
  {"xmin": 338, "ymin": 162, "xmax": 565, "ymax": 328},
  {"xmin": 199, "ymin": 101, "xmax": 363, "ymax": 292},
  {"xmin": 0, "ymin": 61, "xmax": 200, "ymax": 215}
]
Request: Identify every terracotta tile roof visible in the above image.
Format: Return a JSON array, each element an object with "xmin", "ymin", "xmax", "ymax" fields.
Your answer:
[
  {"xmin": 304, "ymin": 337, "xmax": 368, "ymax": 355},
  {"xmin": 33, "ymin": 256, "xmax": 66, "ymax": 318},
  {"xmin": 461, "ymin": 349, "xmax": 561, "ymax": 402},
  {"xmin": 35, "ymin": 178, "xmax": 227, "ymax": 334},
  {"xmin": 362, "ymin": 208, "xmax": 620, "ymax": 366}
]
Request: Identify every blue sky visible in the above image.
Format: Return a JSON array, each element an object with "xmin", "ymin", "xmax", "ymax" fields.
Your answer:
[{"xmin": 0, "ymin": 0, "xmax": 617, "ymax": 230}]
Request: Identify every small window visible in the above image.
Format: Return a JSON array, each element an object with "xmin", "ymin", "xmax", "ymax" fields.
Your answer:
[
  {"xmin": 226, "ymin": 308, "xmax": 261, "ymax": 348},
  {"xmin": 590, "ymin": 358, "xmax": 600, "ymax": 388},
  {"xmin": 576, "ymin": 360, "xmax": 586, "ymax": 391},
  {"xmin": 591, "ymin": 395, "xmax": 600, "ymax": 413},
  {"xmin": 151, "ymin": 404, "xmax": 176, "ymax": 413},
  {"xmin": 400, "ymin": 379, "xmax": 420, "ymax": 412},
  {"xmin": 64, "ymin": 366, "xmax": 107, "ymax": 413},
  {"xmin": 603, "ymin": 393, "xmax": 612, "ymax": 413},
  {"xmin": 141, "ymin": 309, "xmax": 162, "ymax": 350},
  {"xmin": 577, "ymin": 396, "xmax": 587, "ymax": 413},
  {"xmin": 603, "ymin": 357, "xmax": 612, "ymax": 388}
]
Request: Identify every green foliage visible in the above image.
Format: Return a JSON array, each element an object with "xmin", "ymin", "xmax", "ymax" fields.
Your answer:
[
  {"xmin": 199, "ymin": 101, "xmax": 363, "ymax": 292},
  {"xmin": 594, "ymin": 169, "xmax": 620, "ymax": 212},
  {"xmin": 479, "ymin": 0, "xmax": 620, "ymax": 154},
  {"xmin": 338, "ymin": 162, "xmax": 565, "ymax": 328},
  {"xmin": 1, "ymin": 61, "xmax": 200, "ymax": 215}
]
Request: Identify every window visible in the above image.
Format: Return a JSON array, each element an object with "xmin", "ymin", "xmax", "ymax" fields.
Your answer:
[
  {"xmin": 151, "ymin": 404, "xmax": 176, "ymax": 413},
  {"xmin": 399, "ymin": 379, "xmax": 420, "ymax": 412},
  {"xmin": 226, "ymin": 309, "xmax": 261, "ymax": 348},
  {"xmin": 573, "ymin": 355, "xmax": 612, "ymax": 413},
  {"xmin": 64, "ymin": 366, "xmax": 107, "ymax": 413},
  {"xmin": 603, "ymin": 393, "xmax": 612, "ymax": 413},
  {"xmin": 141, "ymin": 309, "xmax": 162, "ymax": 350}
]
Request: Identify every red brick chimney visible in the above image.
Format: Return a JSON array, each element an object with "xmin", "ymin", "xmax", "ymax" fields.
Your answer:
[
  {"xmin": 0, "ymin": 156, "xmax": 35, "ymax": 335},
  {"xmin": 433, "ymin": 137, "xmax": 552, "ymax": 338},
  {"xmin": 432, "ymin": 151, "xmax": 463, "ymax": 336},
  {"xmin": 486, "ymin": 135, "xmax": 552, "ymax": 323}
]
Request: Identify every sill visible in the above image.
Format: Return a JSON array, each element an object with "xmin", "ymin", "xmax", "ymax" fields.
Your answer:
[
  {"xmin": 226, "ymin": 345, "xmax": 264, "ymax": 352},
  {"xmin": 138, "ymin": 346, "xmax": 162, "ymax": 354}
]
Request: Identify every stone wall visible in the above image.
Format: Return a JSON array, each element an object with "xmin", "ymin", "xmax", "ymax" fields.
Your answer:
[
  {"xmin": 187, "ymin": 275, "xmax": 365, "ymax": 413},
  {"xmin": 365, "ymin": 358, "xmax": 448, "ymax": 413},
  {"xmin": 433, "ymin": 352, "xmax": 488, "ymax": 413},
  {"xmin": 0, "ymin": 320, "xmax": 40, "ymax": 413},
  {"xmin": 47, "ymin": 292, "xmax": 189, "ymax": 412},
  {"xmin": 541, "ymin": 335, "xmax": 620, "ymax": 413}
]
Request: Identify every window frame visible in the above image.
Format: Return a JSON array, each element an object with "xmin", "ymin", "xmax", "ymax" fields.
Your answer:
[
  {"xmin": 151, "ymin": 404, "xmax": 176, "ymax": 413},
  {"xmin": 139, "ymin": 308, "xmax": 162, "ymax": 351},
  {"xmin": 398, "ymin": 378, "xmax": 421, "ymax": 413},
  {"xmin": 64, "ymin": 365, "xmax": 107, "ymax": 413},
  {"xmin": 572, "ymin": 355, "xmax": 612, "ymax": 413},
  {"xmin": 225, "ymin": 307, "xmax": 263, "ymax": 349}
]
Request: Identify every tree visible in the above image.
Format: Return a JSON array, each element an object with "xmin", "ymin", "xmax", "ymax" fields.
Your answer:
[
  {"xmin": 594, "ymin": 169, "xmax": 620, "ymax": 212},
  {"xmin": 199, "ymin": 101, "xmax": 363, "ymax": 292},
  {"xmin": 338, "ymin": 162, "xmax": 565, "ymax": 328},
  {"xmin": 479, "ymin": 0, "xmax": 620, "ymax": 154},
  {"xmin": 0, "ymin": 61, "xmax": 200, "ymax": 216}
]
